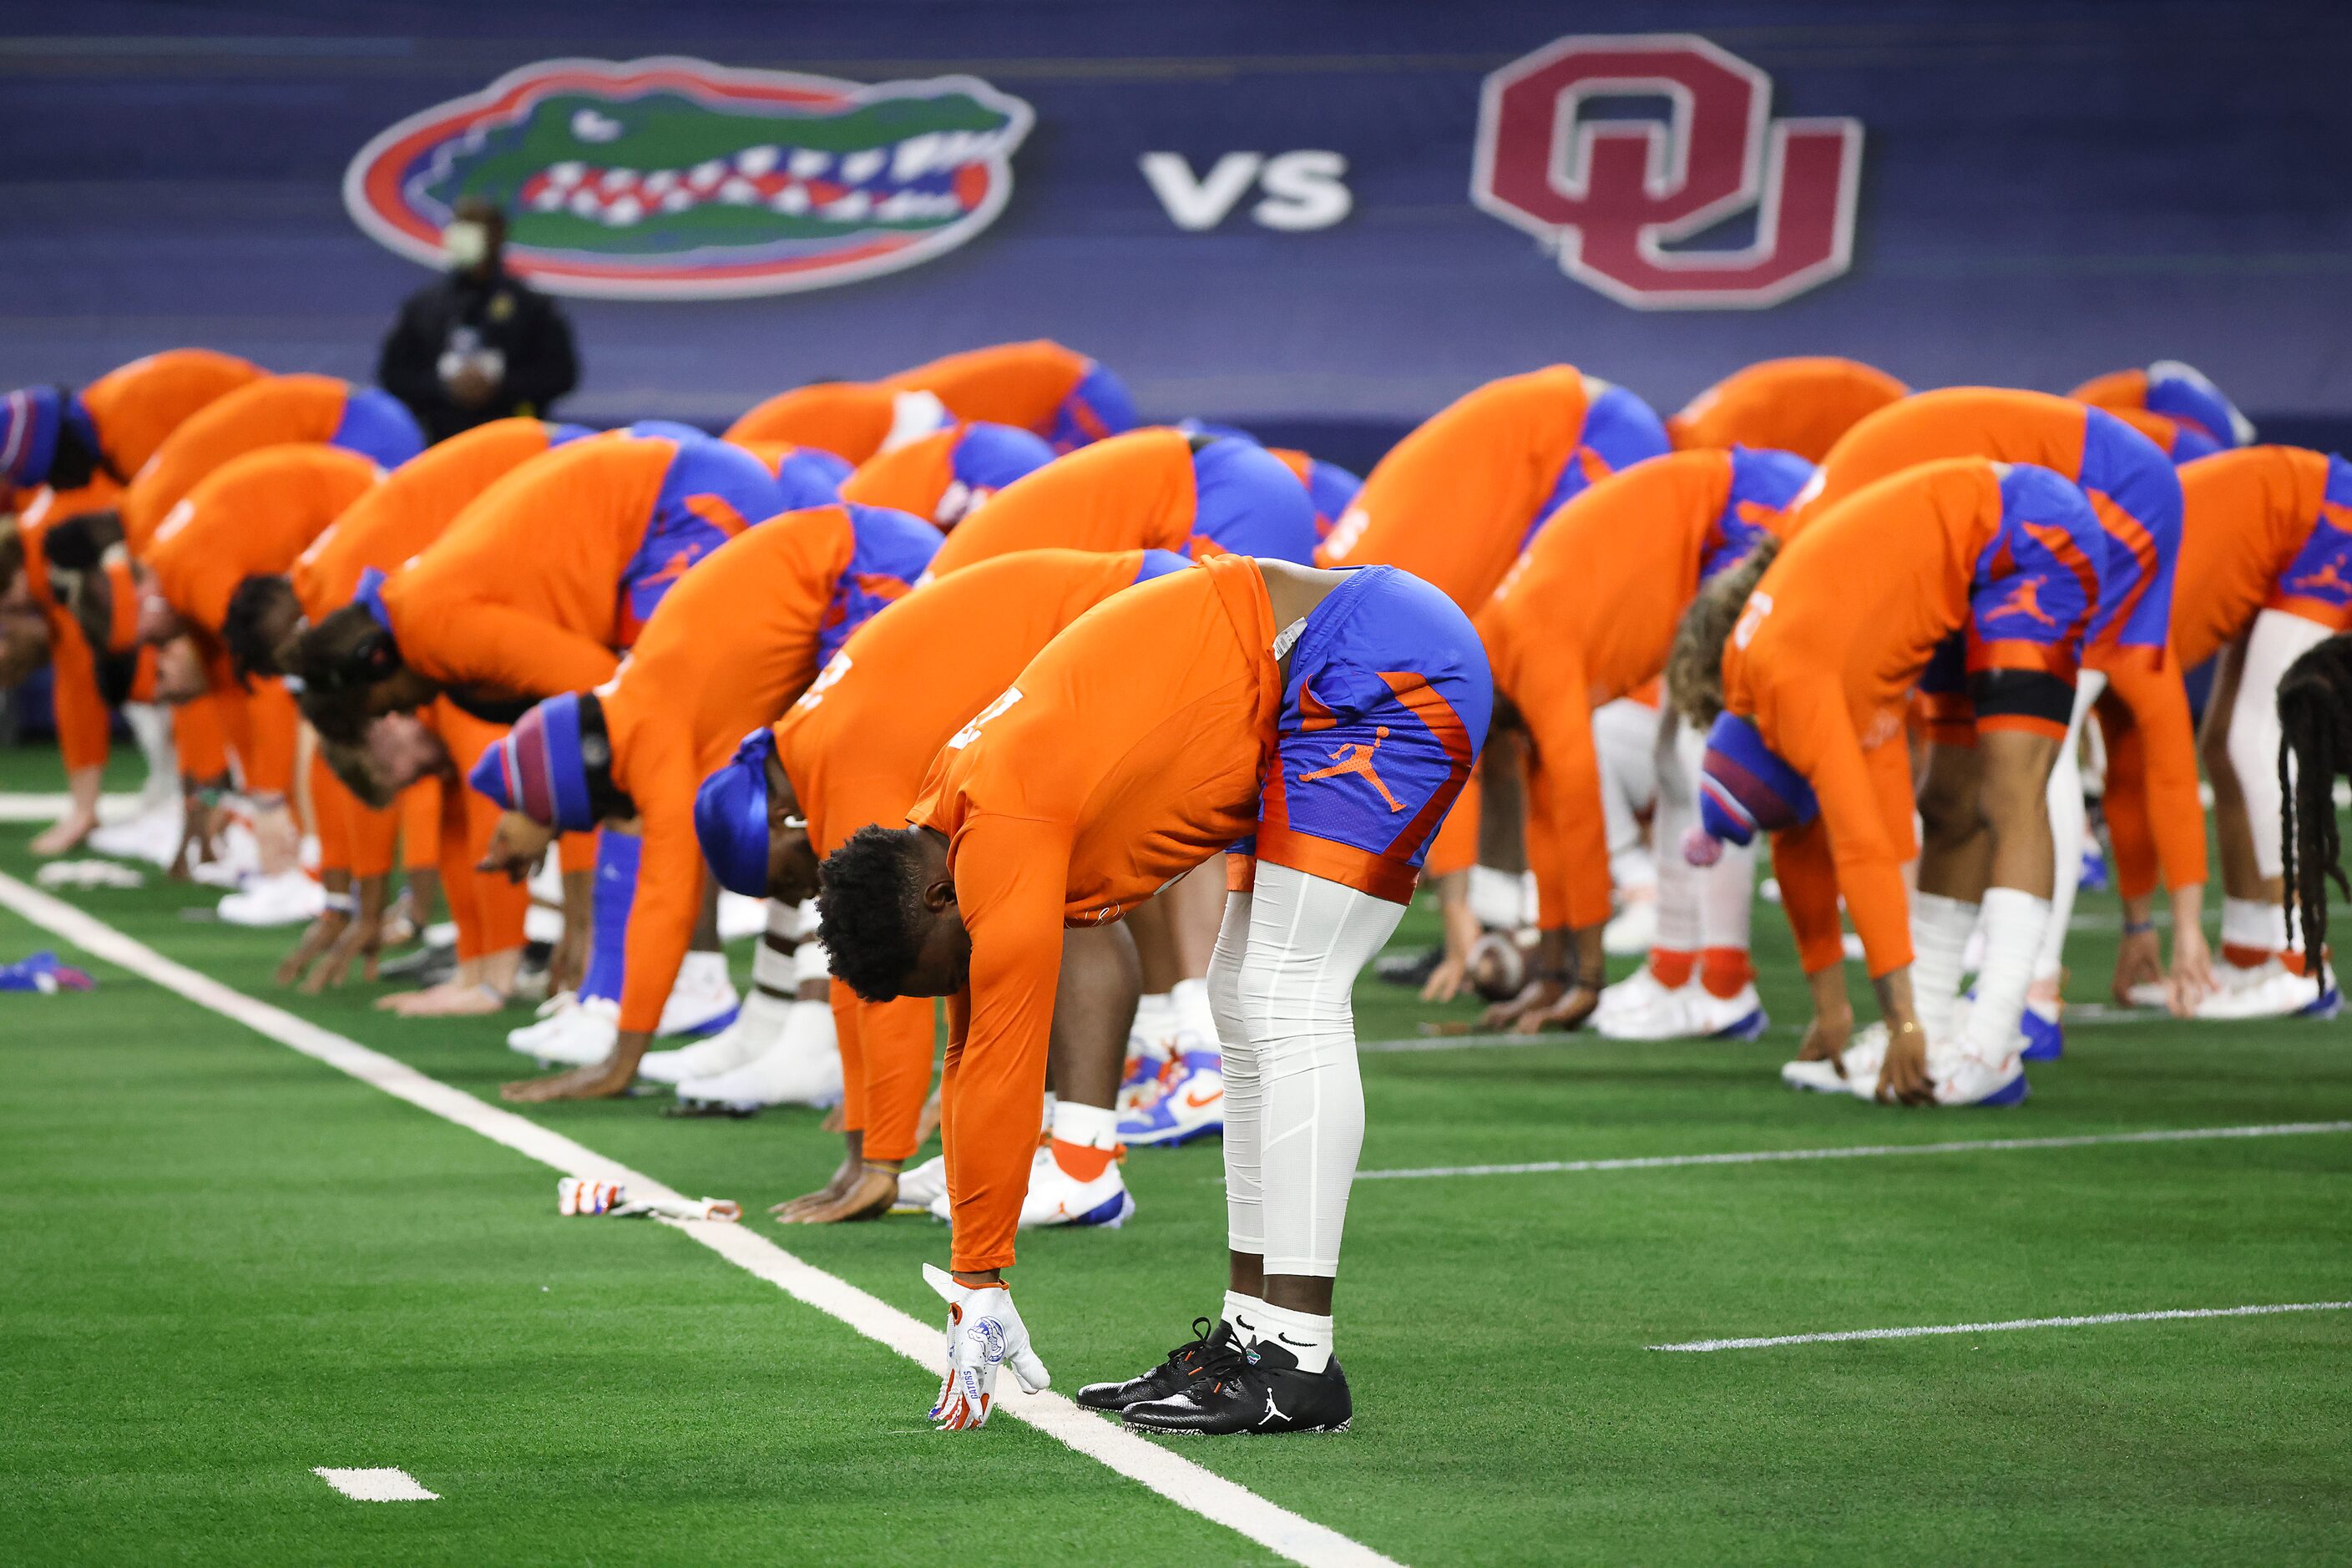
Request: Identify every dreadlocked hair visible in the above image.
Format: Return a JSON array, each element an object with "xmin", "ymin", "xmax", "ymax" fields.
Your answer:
[
  {"xmin": 0, "ymin": 514, "xmax": 23, "ymax": 592},
  {"xmin": 1667, "ymin": 536, "xmax": 1778, "ymax": 730},
  {"xmin": 816, "ymin": 825, "xmax": 932, "ymax": 1003},
  {"xmin": 2279, "ymin": 633, "xmax": 2352, "ymax": 989},
  {"xmin": 221, "ymin": 574, "xmax": 299, "ymax": 689}
]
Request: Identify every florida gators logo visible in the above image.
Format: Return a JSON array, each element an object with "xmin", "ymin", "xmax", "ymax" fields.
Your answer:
[{"xmin": 344, "ymin": 57, "xmax": 1034, "ymax": 300}]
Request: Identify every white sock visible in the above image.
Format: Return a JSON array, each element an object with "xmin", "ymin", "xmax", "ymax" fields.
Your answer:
[
  {"xmin": 1910, "ymin": 891, "xmax": 1979, "ymax": 1041},
  {"xmin": 1130, "ymin": 991, "xmax": 1174, "ymax": 1050},
  {"xmin": 1249, "ymin": 1300, "xmax": 1336, "ymax": 1374},
  {"xmin": 1962, "ymin": 887, "xmax": 2051, "ymax": 1061},
  {"xmin": 751, "ymin": 938, "xmax": 798, "ymax": 993},
  {"xmin": 1223, "ymin": 1289, "xmax": 1268, "ymax": 1342},
  {"xmin": 1051, "ymin": 1099, "xmax": 1119, "ymax": 1151},
  {"xmin": 2223, "ymin": 898, "xmax": 2289, "ymax": 958},
  {"xmin": 1170, "ymin": 977, "xmax": 1219, "ymax": 1049}
]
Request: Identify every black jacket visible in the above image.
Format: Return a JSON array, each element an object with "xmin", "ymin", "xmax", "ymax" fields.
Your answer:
[{"xmin": 377, "ymin": 266, "xmax": 579, "ymax": 443}]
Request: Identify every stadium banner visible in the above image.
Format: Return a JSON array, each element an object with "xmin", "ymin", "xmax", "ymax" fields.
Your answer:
[{"xmin": 2, "ymin": 3, "xmax": 2346, "ymax": 434}]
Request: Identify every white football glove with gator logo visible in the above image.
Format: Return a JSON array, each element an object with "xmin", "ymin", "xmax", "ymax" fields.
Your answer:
[{"xmin": 923, "ymin": 1263, "xmax": 1050, "ymax": 1430}]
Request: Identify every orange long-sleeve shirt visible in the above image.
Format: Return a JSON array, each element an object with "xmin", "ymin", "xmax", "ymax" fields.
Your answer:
[
  {"xmin": 1666, "ymin": 357, "xmax": 1908, "ymax": 462},
  {"xmin": 775, "ymin": 548, "xmax": 1168, "ymax": 1161},
  {"xmin": 923, "ymin": 427, "xmax": 1196, "ymax": 576},
  {"xmin": 2102, "ymin": 446, "xmax": 2349, "ymax": 898},
  {"xmin": 292, "ymin": 418, "xmax": 579, "ymax": 619},
  {"xmin": 596, "ymin": 506, "xmax": 934, "ymax": 1035},
  {"xmin": 1727, "ymin": 460, "xmax": 2028, "ymax": 978},
  {"xmin": 726, "ymin": 382, "xmax": 903, "ymax": 463},
  {"xmin": 912, "ymin": 553, "xmax": 1280, "ymax": 1272},
  {"xmin": 144, "ymin": 445, "xmax": 381, "ymax": 634},
  {"xmin": 880, "ymin": 340, "xmax": 1090, "ymax": 437},
  {"xmin": 121, "ymin": 374, "xmax": 357, "ymax": 549},
  {"xmin": 1481, "ymin": 448, "xmax": 1798, "ymax": 929},
  {"xmin": 379, "ymin": 433, "xmax": 758, "ymax": 701},
  {"xmin": 78, "ymin": 349, "xmax": 266, "ymax": 482},
  {"xmin": 1791, "ymin": 386, "xmax": 2204, "ymax": 893},
  {"xmin": 1317, "ymin": 366, "xmax": 1599, "ymax": 611}
]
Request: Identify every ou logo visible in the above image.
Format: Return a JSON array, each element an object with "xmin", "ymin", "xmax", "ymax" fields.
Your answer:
[{"xmin": 1472, "ymin": 33, "xmax": 1863, "ymax": 309}]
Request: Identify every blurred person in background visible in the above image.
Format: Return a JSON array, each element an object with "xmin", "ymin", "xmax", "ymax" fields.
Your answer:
[{"xmin": 378, "ymin": 198, "xmax": 579, "ymax": 443}]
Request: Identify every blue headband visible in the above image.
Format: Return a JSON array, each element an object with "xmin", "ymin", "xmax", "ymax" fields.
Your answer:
[{"xmin": 695, "ymin": 727, "xmax": 786, "ymax": 898}]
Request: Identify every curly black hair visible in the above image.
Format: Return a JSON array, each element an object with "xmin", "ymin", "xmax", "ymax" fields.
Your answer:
[
  {"xmin": 2279, "ymin": 633, "xmax": 2352, "ymax": 989},
  {"xmin": 816, "ymin": 825, "xmax": 932, "ymax": 1003},
  {"xmin": 221, "ymin": 574, "xmax": 300, "ymax": 689},
  {"xmin": 288, "ymin": 603, "xmax": 402, "ymax": 743}
]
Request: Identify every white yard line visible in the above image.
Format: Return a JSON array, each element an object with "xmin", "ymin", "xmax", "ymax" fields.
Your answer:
[
  {"xmin": 0, "ymin": 872, "xmax": 1399, "ymax": 1568},
  {"xmin": 1650, "ymin": 1299, "xmax": 2352, "ymax": 1353},
  {"xmin": 313, "ymin": 1466, "xmax": 440, "ymax": 1501},
  {"xmin": 0, "ymin": 790, "xmax": 149, "ymax": 824},
  {"xmin": 1357, "ymin": 1120, "xmax": 2352, "ymax": 1181}
]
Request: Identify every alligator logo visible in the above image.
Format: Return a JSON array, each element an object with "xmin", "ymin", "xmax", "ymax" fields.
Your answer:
[{"xmin": 345, "ymin": 57, "xmax": 1034, "ymax": 299}]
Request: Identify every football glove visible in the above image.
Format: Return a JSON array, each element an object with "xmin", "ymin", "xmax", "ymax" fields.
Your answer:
[{"xmin": 923, "ymin": 1262, "xmax": 1050, "ymax": 1430}]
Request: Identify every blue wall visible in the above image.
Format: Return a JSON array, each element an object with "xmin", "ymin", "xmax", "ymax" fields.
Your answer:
[{"xmin": 3, "ymin": 1, "xmax": 2349, "ymax": 437}]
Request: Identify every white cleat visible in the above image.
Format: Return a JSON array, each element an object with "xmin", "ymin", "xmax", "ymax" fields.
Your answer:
[
  {"xmin": 216, "ymin": 868, "xmax": 324, "ymax": 927},
  {"xmin": 675, "ymin": 999, "xmax": 843, "ymax": 1112},
  {"xmin": 928, "ymin": 1145, "xmax": 1134, "ymax": 1229},
  {"xmin": 2122, "ymin": 980, "xmax": 2169, "ymax": 1009},
  {"xmin": 507, "ymin": 991, "xmax": 579, "ymax": 1052},
  {"xmin": 1604, "ymin": 980, "xmax": 1767, "ymax": 1042},
  {"xmin": 2194, "ymin": 959, "xmax": 2339, "ymax": 1020},
  {"xmin": 637, "ymin": 989, "xmax": 792, "ymax": 1085},
  {"xmin": 655, "ymin": 952, "xmax": 740, "ymax": 1039},
  {"xmin": 893, "ymin": 1154, "xmax": 947, "ymax": 1213},
  {"xmin": 87, "ymin": 801, "xmax": 184, "ymax": 866},
  {"xmin": 1594, "ymin": 965, "xmax": 1677, "ymax": 1029},
  {"xmin": 1116, "ymin": 1050, "xmax": 1224, "ymax": 1146},
  {"xmin": 1928, "ymin": 1039, "xmax": 2030, "ymax": 1107},
  {"xmin": 1780, "ymin": 1055, "xmax": 1849, "ymax": 1094},
  {"xmin": 1839, "ymin": 1024, "xmax": 1889, "ymax": 1100},
  {"xmin": 1015, "ymin": 1146, "xmax": 1135, "ymax": 1229},
  {"xmin": 510, "ymin": 995, "xmax": 619, "ymax": 1066},
  {"xmin": 716, "ymin": 893, "xmax": 770, "ymax": 943}
]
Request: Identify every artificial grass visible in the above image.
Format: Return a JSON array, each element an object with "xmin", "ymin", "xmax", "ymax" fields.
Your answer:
[{"xmin": 3, "ymin": 741, "xmax": 2349, "ymax": 1564}]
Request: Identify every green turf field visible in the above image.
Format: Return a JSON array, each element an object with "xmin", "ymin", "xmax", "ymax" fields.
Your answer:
[{"xmin": 3, "ymin": 743, "xmax": 2349, "ymax": 1565}]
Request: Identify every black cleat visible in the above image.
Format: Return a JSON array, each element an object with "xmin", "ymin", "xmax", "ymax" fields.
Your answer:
[
  {"xmin": 1076, "ymin": 1318, "xmax": 1237, "ymax": 1411},
  {"xmin": 1120, "ymin": 1337, "xmax": 1351, "ymax": 1434},
  {"xmin": 1373, "ymin": 945, "xmax": 1442, "ymax": 988}
]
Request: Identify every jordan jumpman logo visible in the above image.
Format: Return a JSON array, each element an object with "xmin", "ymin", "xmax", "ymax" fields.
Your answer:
[{"xmin": 1299, "ymin": 726, "xmax": 1404, "ymax": 812}]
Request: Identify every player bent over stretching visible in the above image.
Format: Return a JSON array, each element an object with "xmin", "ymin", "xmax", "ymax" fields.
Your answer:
[{"xmin": 815, "ymin": 555, "xmax": 1488, "ymax": 1433}]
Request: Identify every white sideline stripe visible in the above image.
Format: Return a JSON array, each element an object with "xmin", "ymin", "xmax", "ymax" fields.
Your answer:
[
  {"xmin": 313, "ymin": 1466, "xmax": 439, "ymax": 1501},
  {"xmin": 0, "ymin": 790, "xmax": 148, "ymax": 824},
  {"xmin": 1357, "ymin": 1120, "xmax": 2352, "ymax": 1181},
  {"xmin": 0, "ymin": 873, "xmax": 1398, "ymax": 1568},
  {"xmin": 1650, "ymin": 1299, "xmax": 2352, "ymax": 1353}
]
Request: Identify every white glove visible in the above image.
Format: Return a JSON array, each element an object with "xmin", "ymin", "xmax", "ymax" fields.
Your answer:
[{"xmin": 923, "ymin": 1262, "xmax": 1050, "ymax": 1430}]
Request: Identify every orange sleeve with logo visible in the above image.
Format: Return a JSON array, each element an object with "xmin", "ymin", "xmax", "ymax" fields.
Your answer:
[
  {"xmin": 1667, "ymin": 357, "xmax": 1908, "ymax": 463},
  {"xmin": 78, "ymin": 349, "xmax": 265, "ymax": 478},
  {"xmin": 880, "ymin": 341, "xmax": 1087, "ymax": 436},
  {"xmin": 725, "ymin": 382, "xmax": 898, "ymax": 463},
  {"xmin": 1317, "ymin": 366, "xmax": 1592, "ymax": 611},
  {"xmin": 381, "ymin": 438, "xmax": 673, "ymax": 697},
  {"xmin": 144, "ymin": 446, "xmax": 379, "ymax": 633},
  {"xmin": 923, "ymin": 429, "xmax": 1191, "ymax": 576},
  {"xmin": 120, "ymin": 374, "xmax": 348, "ymax": 549}
]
